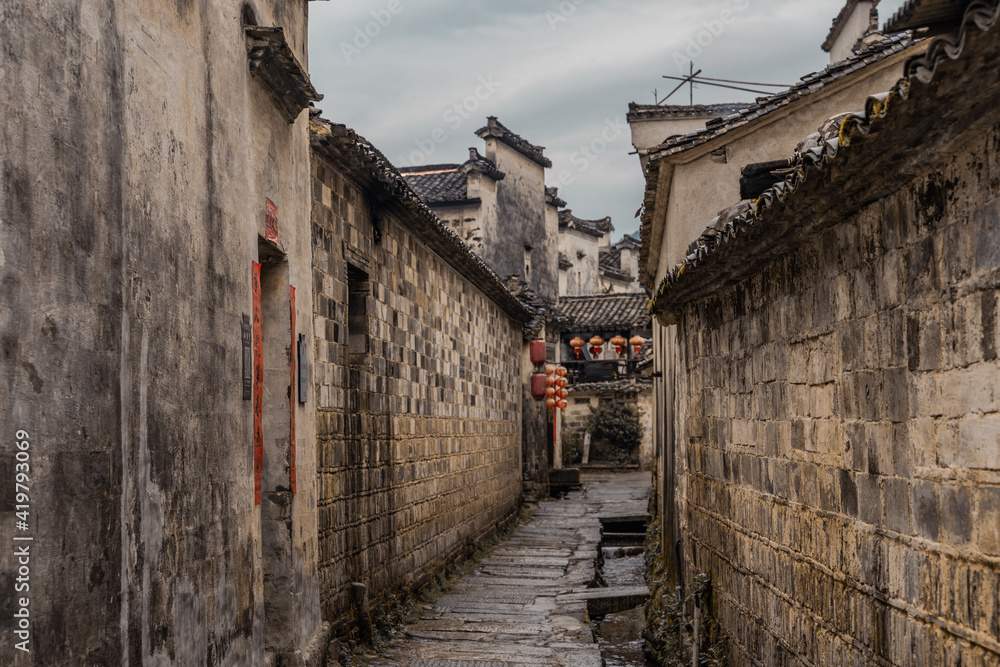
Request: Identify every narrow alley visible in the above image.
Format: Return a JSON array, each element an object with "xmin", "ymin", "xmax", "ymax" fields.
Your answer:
[{"xmin": 363, "ymin": 472, "xmax": 652, "ymax": 667}]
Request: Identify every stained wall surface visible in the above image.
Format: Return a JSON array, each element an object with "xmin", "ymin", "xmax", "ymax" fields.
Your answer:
[
  {"xmin": 0, "ymin": 1, "xmax": 321, "ymax": 664},
  {"xmin": 675, "ymin": 124, "xmax": 1000, "ymax": 664},
  {"xmin": 310, "ymin": 155, "xmax": 523, "ymax": 630}
]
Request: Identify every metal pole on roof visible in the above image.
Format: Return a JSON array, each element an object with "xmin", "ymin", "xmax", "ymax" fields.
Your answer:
[
  {"xmin": 690, "ymin": 62, "xmax": 694, "ymax": 106},
  {"xmin": 694, "ymin": 75, "xmax": 791, "ymax": 87},
  {"xmin": 659, "ymin": 67, "xmax": 702, "ymax": 104},
  {"xmin": 661, "ymin": 75, "xmax": 774, "ymax": 96}
]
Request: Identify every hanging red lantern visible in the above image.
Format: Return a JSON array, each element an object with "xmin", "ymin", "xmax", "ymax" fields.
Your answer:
[
  {"xmin": 569, "ymin": 337, "xmax": 585, "ymax": 359},
  {"xmin": 589, "ymin": 336, "xmax": 605, "ymax": 359},
  {"xmin": 555, "ymin": 366, "xmax": 567, "ymax": 377},
  {"xmin": 556, "ymin": 388, "xmax": 568, "ymax": 399},
  {"xmin": 545, "ymin": 375, "xmax": 556, "ymax": 387},
  {"xmin": 556, "ymin": 377, "xmax": 568, "ymax": 388},
  {"xmin": 610, "ymin": 335, "xmax": 627, "ymax": 358},
  {"xmin": 557, "ymin": 399, "xmax": 568, "ymax": 410},
  {"xmin": 530, "ymin": 340, "xmax": 546, "ymax": 365},
  {"xmin": 546, "ymin": 397, "xmax": 557, "ymax": 408},
  {"xmin": 629, "ymin": 335, "xmax": 645, "ymax": 357},
  {"xmin": 531, "ymin": 373, "xmax": 547, "ymax": 400},
  {"xmin": 545, "ymin": 364, "xmax": 556, "ymax": 375},
  {"xmin": 545, "ymin": 386, "xmax": 556, "ymax": 398}
]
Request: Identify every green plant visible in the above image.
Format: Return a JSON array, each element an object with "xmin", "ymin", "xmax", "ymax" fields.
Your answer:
[
  {"xmin": 587, "ymin": 401, "xmax": 642, "ymax": 464},
  {"xmin": 562, "ymin": 433, "xmax": 583, "ymax": 465}
]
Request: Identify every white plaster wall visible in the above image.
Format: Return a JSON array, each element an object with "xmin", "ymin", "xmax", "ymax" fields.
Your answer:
[
  {"xmin": 558, "ymin": 227, "xmax": 602, "ymax": 296},
  {"xmin": 655, "ymin": 52, "xmax": 913, "ymax": 283}
]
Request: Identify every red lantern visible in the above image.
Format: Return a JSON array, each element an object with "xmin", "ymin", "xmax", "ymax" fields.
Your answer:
[
  {"xmin": 556, "ymin": 388, "xmax": 568, "ymax": 399},
  {"xmin": 569, "ymin": 337, "xmax": 585, "ymax": 359},
  {"xmin": 546, "ymin": 397, "xmax": 557, "ymax": 408},
  {"xmin": 530, "ymin": 340, "xmax": 546, "ymax": 365},
  {"xmin": 557, "ymin": 399, "xmax": 568, "ymax": 409},
  {"xmin": 610, "ymin": 335, "xmax": 627, "ymax": 358},
  {"xmin": 555, "ymin": 365, "xmax": 567, "ymax": 377},
  {"xmin": 545, "ymin": 387, "xmax": 556, "ymax": 398},
  {"xmin": 545, "ymin": 375, "xmax": 556, "ymax": 387},
  {"xmin": 556, "ymin": 377, "xmax": 568, "ymax": 388},
  {"xmin": 531, "ymin": 373, "xmax": 547, "ymax": 400},
  {"xmin": 545, "ymin": 364, "xmax": 556, "ymax": 375},
  {"xmin": 589, "ymin": 336, "xmax": 605, "ymax": 359},
  {"xmin": 629, "ymin": 335, "xmax": 645, "ymax": 357}
]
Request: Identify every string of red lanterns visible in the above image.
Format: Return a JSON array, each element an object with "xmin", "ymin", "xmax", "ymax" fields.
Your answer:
[{"xmin": 567, "ymin": 335, "xmax": 645, "ymax": 360}]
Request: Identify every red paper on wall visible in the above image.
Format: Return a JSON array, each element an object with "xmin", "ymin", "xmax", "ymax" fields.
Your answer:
[{"xmin": 265, "ymin": 198, "xmax": 279, "ymax": 245}]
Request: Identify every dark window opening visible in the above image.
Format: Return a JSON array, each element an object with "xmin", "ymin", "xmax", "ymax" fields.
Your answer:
[{"xmin": 347, "ymin": 263, "xmax": 369, "ymax": 356}]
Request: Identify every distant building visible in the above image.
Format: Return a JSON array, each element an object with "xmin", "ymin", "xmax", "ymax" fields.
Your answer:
[
  {"xmin": 627, "ymin": 102, "xmax": 746, "ymax": 173},
  {"xmin": 557, "ymin": 209, "xmax": 613, "ymax": 296},
  {"xmin": 599, "ymin": 233, "xmax": 644, "ymax": 294},
  {"xmin": 822, "ymin": 0, "xmax": 883, "ymax": 63},
  {"xmin": 401, "ymin": 117, "xmax": 558, "ymax": 307}
]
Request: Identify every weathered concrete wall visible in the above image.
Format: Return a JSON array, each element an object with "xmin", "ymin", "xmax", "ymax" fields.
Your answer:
[
  {"xmin": 482, "ymin": 138, "xmax": 558, "ymax": 304},
  {"xmin": 675, "ymin": 124, "xmax": 1000, "ymax": 664},
  {"xmin": 310, "ymin": 156, "xmax": 523, "ymax": 634},
  {"xmin": 0, "ymin": 2, "xmax": 322, "ymax": 664},
  {"xmin": 559, "ymin": 227, "xmax": 602, "ymax": 296},
  {"xmin": 435, "ymin": 170, "xmax": 500, "ymax": 255}
]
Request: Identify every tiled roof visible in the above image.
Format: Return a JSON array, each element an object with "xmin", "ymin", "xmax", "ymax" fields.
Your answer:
[
  {"xmin": 569, "ymin": 377, "xmax": 652, "ymax": 395},
  {"xmin": 399, "ymin": 148, "xmax": 504, "ymax": 204},
  {"xmin": 559, "ymin": 210, "xmax": 614, "ymax": 238},
  {"xmin": 647, "ymin": 0, "xmax": 1000, "ymax": 320},
  {"xmin": 885, "ymin": 0, "xmax": 969, "ymax": 35},
  {"xmin": 245, "ymin": 26, "xmax": 323, "ymax": 123},
  {"xmin": 599, "ymin": 247, "xmax": 632, "ymax": 282},
  {"xmin": 398, "ymin": 166, "xmax": 466, "ymax": 202},
  {"xmin": 559, "ymin": 293, "xmax": 651, "ymax": 330},
  {"xmin": 739, "ymin": 158, "xmax": 796, "ymax": 200},
  {"xmin": 637, "ymin": 31, "xmax": 917, "ymax": 289},
  {"xmin": 309, "ymin": 113, "xmax": 533, "ymax": 324},
  {"xmin": 616, "ymin": 234, "xmax": 641, "ymax": 251},
  {"xmin": 546, "ymin": 186, "xmax": 567, "ymax": 208},
  {"xmin": 823, "ymin": 0, "xmax": 880, "ymax": 52},
  {"xmin": 626, "ymin": 102, "xmax": 746, "ymax": 122},
  {"xmin": 476, "ymin": 116, "xmax": 552, "ymax": 168}
]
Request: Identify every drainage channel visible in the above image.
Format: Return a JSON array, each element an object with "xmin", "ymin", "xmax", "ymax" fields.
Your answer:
[{"xmin": 592, "ymin": 516, "xmax": 656, "ymax": 667}]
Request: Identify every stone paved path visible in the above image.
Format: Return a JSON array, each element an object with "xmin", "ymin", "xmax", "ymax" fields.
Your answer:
[{"xmin": 364, "ymin": 471, "xmax": 652, "ymax": 667}]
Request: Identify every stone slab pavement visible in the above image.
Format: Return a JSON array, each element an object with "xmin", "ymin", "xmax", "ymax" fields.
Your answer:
[{"xmin": 363, "ymin": 471, "xmax": 652, "ymax": 667}]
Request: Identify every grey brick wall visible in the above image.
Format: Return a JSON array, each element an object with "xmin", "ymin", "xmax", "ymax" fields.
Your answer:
[
  {"xmin": 677, "ymin": 122, "xmax": 1000, "ymax": 664},
  {"xmin": 310, "ymin": 157, "xmax": 522, "ymax": 632}
]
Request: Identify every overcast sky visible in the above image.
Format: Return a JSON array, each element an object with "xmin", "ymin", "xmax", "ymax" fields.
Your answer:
[{"xmin": 307, "ymin": 0, "xmax": 911, "ymax": 242}]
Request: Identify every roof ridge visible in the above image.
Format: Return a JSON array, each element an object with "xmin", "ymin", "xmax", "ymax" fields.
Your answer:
[
  {"xmin": 309, "ymin": 117, "xmax": 534, "ymax": 324},
  {"xmin": 475, "ymin": 116, "xmax": 553, "ymax": 168},
  {"xmin": 640, "ymin": 32, "xmax": 915, "ymax": 161}
]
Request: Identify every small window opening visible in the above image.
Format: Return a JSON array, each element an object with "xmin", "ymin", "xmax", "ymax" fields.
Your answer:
[{"xmin": 347, "ymin": 264, "xmax": 369, "ymax": 356}]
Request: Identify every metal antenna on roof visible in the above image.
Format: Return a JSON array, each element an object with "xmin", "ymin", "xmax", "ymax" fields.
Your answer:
[
  {"xmin": 658, "ymin": 63, "xmax": 792, "ymax": 104},
  {"xmin": 657, "ymin": 64, "xmax": 701, "ymax": 105}
]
